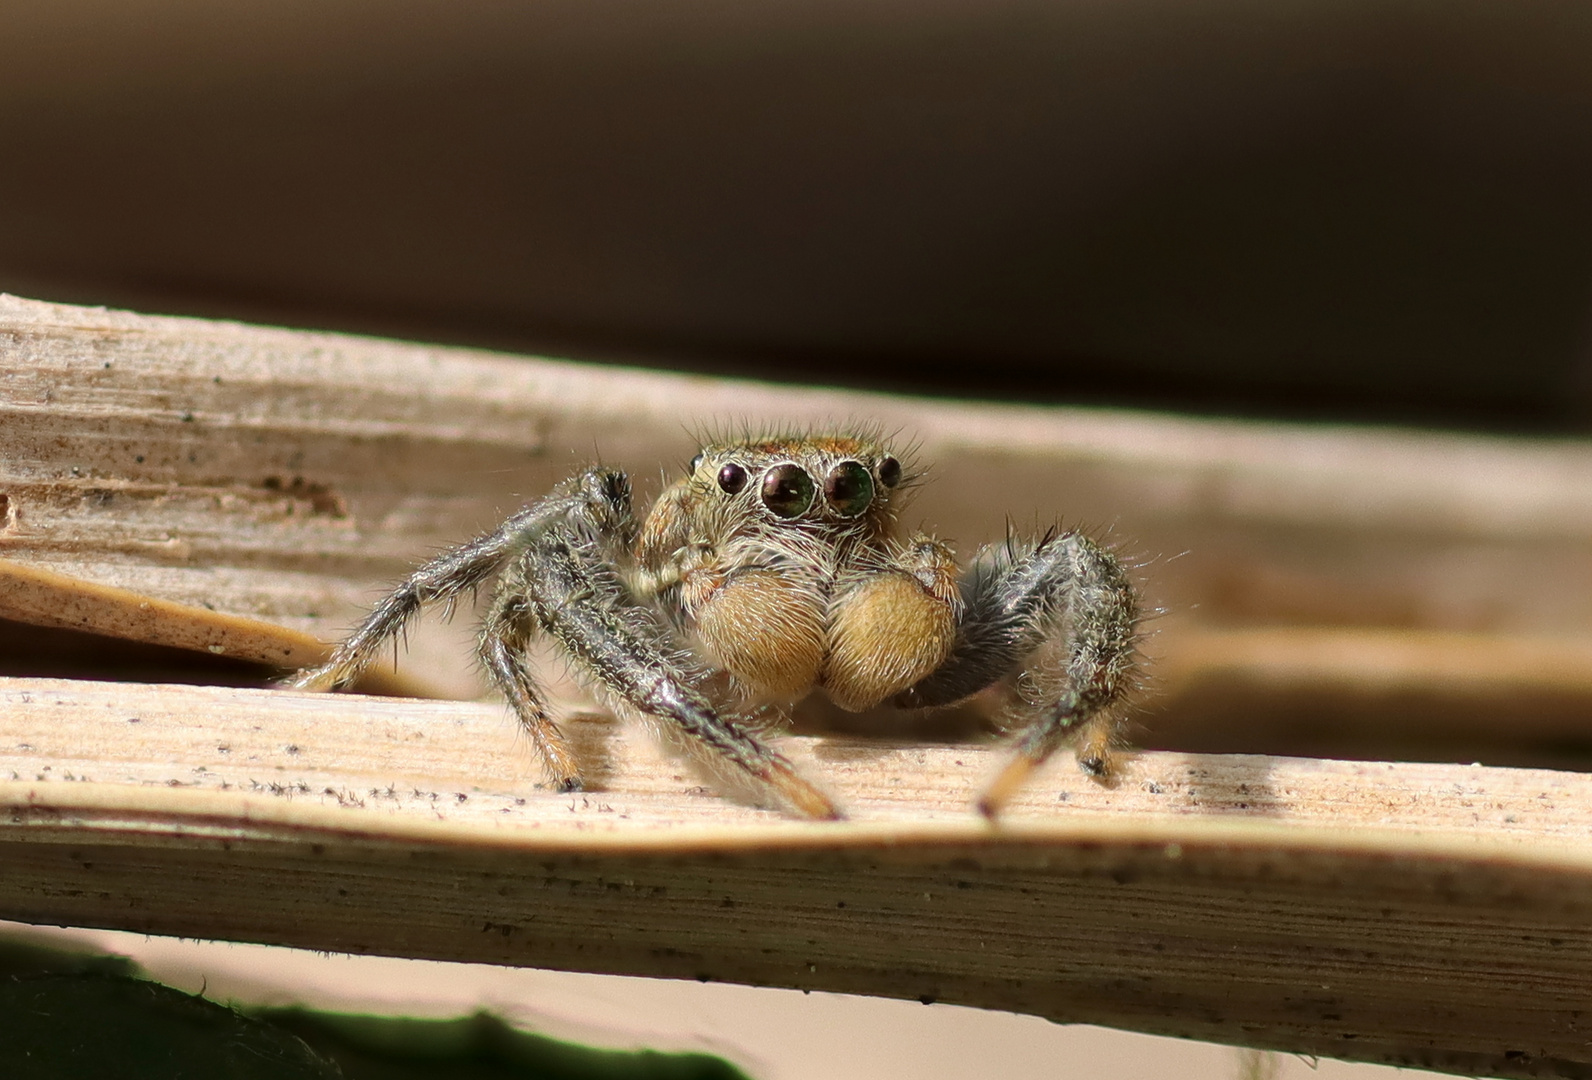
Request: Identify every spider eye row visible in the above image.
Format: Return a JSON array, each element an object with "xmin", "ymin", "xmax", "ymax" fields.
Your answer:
[{"xmin": 706, "ymin": 455, "xmax": 901, "ymax": 518}]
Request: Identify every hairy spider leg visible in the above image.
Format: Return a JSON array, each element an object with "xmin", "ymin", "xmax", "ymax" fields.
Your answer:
[
  {"xmin": 511, "ymin": 520, "xmax": 842, "ymax": 819},
  {"xmin": 287, "ymin": 477, "xmax": 621, "ymax": 692},
  {"xmin": 897, "ymin": 530, "xmax": 1140, "ymax": 818},
  {"xmin": 294, "ymin": 466, "xmax": 839, "ymax": 818},
  {"xmin": 477, "ymin": 587, "xmax": 581, "ymax": 790}
]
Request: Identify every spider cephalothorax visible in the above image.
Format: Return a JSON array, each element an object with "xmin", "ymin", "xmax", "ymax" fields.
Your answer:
[
  {"xmin": 634, "ymin": 436, "xmax": 959, "ymax": 714},
  {"xmin": 292, "ymin": 432, "xmax": 1141, "ymax": 819}
]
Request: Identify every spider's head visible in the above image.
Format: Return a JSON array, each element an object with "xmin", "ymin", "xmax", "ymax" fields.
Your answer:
[{"xmin": 685, "ymin": 434, "xmax": 908, "ymax": 536}]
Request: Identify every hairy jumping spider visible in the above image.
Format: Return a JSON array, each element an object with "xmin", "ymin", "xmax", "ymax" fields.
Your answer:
[{"xmin": 291, "ymin": 433, "xmax": 1141, "ymax": 818}]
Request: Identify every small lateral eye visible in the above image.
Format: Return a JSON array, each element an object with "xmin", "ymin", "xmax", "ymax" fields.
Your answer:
[
  {"xmin": 760, "ymin": 463, "xmax": 815, "ymax": 518},
  {"xmin": 689, "ymin": 453, "xmax": 704, "ymax": 473},
  {"xmin": 877, "ymin": 456, "xmax": 902, "ymax": 488},
  {"xmin": 824, "ymin": 461, "xmax": 874, "ymax": 516},
  {"xmin": 717, "ymin": 462, "xmax": 749, "ymax": 494}
]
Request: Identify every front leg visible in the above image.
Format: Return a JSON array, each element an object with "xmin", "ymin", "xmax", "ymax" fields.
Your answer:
[
  {"xmin": 512, "ymin": 525, "xmax": 843, "ymax": 820},
  {"xmin": 476, "ymin": 584, "xmax": 582, "ymax": 791},
  {"xmin": 899, "ymin": 529, "xmax": 1141, "ymax": 818},
  {"xmin": 289, "ymin": 467, "xmax": 633, "ymax": 691}
]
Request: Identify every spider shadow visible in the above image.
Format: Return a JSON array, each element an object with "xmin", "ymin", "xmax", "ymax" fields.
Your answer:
[
  {"xmin": 793, "ymin": 696, "xmax": 992, "ymax": 741},
  {"xmin": 808, "ymin": 738, "xmax": 917, "ymax": 765},
  {"xmin": 800, "ymin": 697, "xmax": 1000, "ymax": 771},
  {"xmin": 1128, "ymin": 744, "xmax": 1286, "ymax": 819}
]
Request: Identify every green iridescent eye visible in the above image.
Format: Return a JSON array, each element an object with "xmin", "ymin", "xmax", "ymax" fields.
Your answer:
[
  {"xmin": 824, "ymin": 460, "xmax": 874, "ymax": 516},
  {"xmin": 760, "ymin": 463, "xmax": 815, "ymax": 518}
]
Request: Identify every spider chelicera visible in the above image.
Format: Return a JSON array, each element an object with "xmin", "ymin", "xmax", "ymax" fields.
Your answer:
[{"xmin": 291, "ymin": 432, "xmax": 1142, "ymax": 819}]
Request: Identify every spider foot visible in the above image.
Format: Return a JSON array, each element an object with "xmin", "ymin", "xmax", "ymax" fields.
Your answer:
[
  {"xmin": 763, "ymin": 762, "xmax": 846, "ymax": 821},
  {"xmin": 976, "ymin": 753, "xmax": 1037, "ymax": 820},
  {"xmin": 1077, "ymin": 755, "xmax": 1108, "ymax": 778}
]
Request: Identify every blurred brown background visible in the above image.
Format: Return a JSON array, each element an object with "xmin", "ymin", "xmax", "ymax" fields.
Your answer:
[{"xmin": 5, "ymin": 0, "xmax": 1592, "ymax": 428}]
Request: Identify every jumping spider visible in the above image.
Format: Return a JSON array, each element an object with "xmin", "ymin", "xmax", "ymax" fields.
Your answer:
[{"xmin": 291, "ymin": 433, "xmax": 1141, "ymax": 819}]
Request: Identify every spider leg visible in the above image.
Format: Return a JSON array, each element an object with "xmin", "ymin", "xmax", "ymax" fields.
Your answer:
[
  {"xmin": 898, "ymin": 529, "xmax": 1140, "ymax": 818},
  {"xmin": 510, "ymin": 522, "xmax": 842, "ymax": 819},
  {"xmin": 476, "ymin": 586, "xmax": 581, "ymax": 791},
  {"xmin": 288, "ymin": 468, "xmax": 632, "ymax": 691}
]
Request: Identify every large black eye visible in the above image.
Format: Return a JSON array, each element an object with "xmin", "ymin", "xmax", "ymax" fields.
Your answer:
[
  {"xmin": 760, "ymin": 463, "xmax": 815, "ymax": 518},
  {"xmin": 877, "ymin": 455, "xmax": 902, "ymax": 489},
  {"xmin": 717, "ymin": 462, "xmax": 749, "ymax": 494},
  {"xmin": 824, "ymin": 461, "xmax": 874, "ymax": 517}
]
